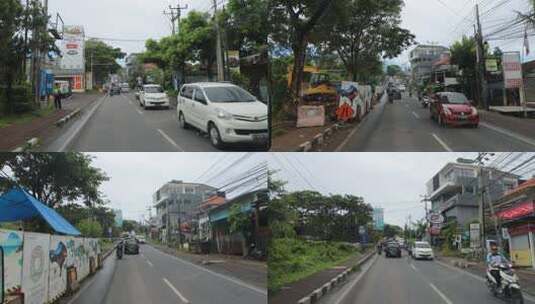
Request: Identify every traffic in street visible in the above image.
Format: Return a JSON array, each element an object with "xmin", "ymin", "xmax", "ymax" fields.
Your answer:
[
  {"xmin": 68, "ymin": 243, "xmax": 267, "ymax": 304},
  {"xmin": 336, "ymin": 93, "xmax": 535, "ymax": 152},
  {"xmin": 43, "ymin": 91, "xmax": 268, "ymax": 152},
  {"xmin": 321, "ymin": 250, "xmax": 535, "ymax": 304}
]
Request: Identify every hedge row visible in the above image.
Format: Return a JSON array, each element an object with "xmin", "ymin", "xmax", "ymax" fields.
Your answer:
[{"xmin": 0, "ymin": 84, "xmax": 35, "ymax": 114}]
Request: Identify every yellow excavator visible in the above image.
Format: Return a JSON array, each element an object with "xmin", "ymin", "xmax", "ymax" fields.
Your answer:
[{"xmin": 287, "ymin": 66, "xmax": 338, "ymax": 103}]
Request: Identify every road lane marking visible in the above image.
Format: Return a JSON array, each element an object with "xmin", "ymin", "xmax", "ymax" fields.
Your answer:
[
  {"xmin": 411, "ymin": 111, "xmax": 420, "ymax": 119},
  {"xmin": 163, "ymin": 278, "xmax": 190, "ymax": 303},
  {"xmin": 429, "ymin": 283, "xmax": 453, "ymax": 304},
  {"xmin": 480, "ymin": 121, "xmax": 535, "ymax": 148},
  {"xmin": 59, "ymin": 94, "xmax": 108, "ymax": 151},
  {"xmin": 410, "ymin": 263, "xmax": 418, "ymax": 271},
  {"xmin": 136, "ymin": 109, "xmax": 143, "ymax": 115},
  {"xmin": 431, "ymin": 133, "xmax": 453, "ymax": 152},
  {"xmin": 146, "ymin": 259, "xmax": 154, "ymax": 267},
  {"xmin": 333, "ymin": 254, "xmax": 379, "ymax": 304},
  {"xmin": 148, "ymin": 245, "xmax": 267, "ymax": 295},
  {"xmin": 434, "ymin": 260, "xmax": 535, "ymax": 303},
  {"xmin": 157, "ymin": 129, "xmax": 185, "ymax": 151}
]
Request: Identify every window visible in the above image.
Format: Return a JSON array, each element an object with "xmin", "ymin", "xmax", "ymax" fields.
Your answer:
[
  {"xmin": 194, "ymin": 88, "xmax": 207, "ymax": 103},
  {"xmin": 181, "ymin": 86, "xmax": 194, "ymax": 99}
]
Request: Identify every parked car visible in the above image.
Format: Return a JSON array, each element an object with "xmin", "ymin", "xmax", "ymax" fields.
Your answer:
[
  {"xmin": 124, "ymin": 238, "xmax": 139, "ymax": 255},
  {"xmin": 385, "ymin": 241, "xmax": 402, "ymax": 258},
  {"xmin": 411, "ymin": 241, "xmax": 434, "ymax": 260},
  {"xmin": 139, "ymin": 84, "xmax": 170, "ymax": 109},
  {"xmin": 176, "ymin": 82, "xmax": 268, "ymax": 149},
  {"xmin": 430, "ymin": 92, "xmax": 479, "ymax": 128},
  {"xmin": 120, "ymin": 83, "xmax": 130, "ymax": 93}
]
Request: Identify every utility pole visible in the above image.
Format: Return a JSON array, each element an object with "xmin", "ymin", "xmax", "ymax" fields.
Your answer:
[
  {"xmin": 213, "ymin": 0, "xmax": 225, "ymax": 81},
  {"xmin": 163, "ymin": 1, "xmax": 188, "ymax": 35},
  {"xmin": 475, "ymin": 4, "xmax": 488, "ymax": 110}
]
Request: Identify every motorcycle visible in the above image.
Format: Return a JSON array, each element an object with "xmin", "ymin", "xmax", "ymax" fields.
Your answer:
[
  {"xmin": 116, "ymin": 242, "xmax": 123, "ymax": 260},
  {"xmin": 486, "ymin": 262, "xmax": 524, "ymax": 304},
  {"xmin": 421, "ymin": 96, "xmax": 430, "ymax": 108}
]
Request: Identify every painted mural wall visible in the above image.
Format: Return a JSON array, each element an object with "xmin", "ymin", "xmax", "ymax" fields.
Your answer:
[{"xmin": 0, "ymin": 229, "xmax": 101, "ymax": 304}]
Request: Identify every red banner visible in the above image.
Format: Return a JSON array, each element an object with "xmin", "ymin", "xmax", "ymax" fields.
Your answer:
[{"xmin": 497, "ymin": 201, "xmax": 535, "ymax": 221}]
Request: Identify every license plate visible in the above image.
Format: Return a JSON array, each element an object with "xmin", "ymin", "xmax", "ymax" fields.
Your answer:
[{"xmin": 252, "ymin": 133, "xmax": 268, "ymax": 142}]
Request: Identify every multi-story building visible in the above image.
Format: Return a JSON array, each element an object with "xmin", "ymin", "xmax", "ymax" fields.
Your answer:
[
  {"xmin": 125, "ymin": 53, "xmax": 140, "ymax": 80},
  {"xmin": 113, "ymin": 209, "xmax": 123, "ymax": 228},
  {"xmin": 372, "ymin": 208, "xmax": 384, "ymax": 230},
  {"xmin": 410, "ymin": 45, "xmax": 449, "ymax": 86},
  {"xmin": 426, "ymin": 162, "xmax": 519, "ymax": 229},
  {"xmin": 152, "ymin": 180, "xmax": 216, "ymax": 243}
]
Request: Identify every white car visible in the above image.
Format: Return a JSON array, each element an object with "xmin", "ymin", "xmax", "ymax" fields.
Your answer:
[
  {"xmin": 176, "ymin": 82, "xmax": 268, "ymax": 149},
  {"xmin": 140, "ymin": 84, "xmax": 170, "ymax": 109},
  {"xmin": 412, "ymin": 241, "xmax": 434, "ymax": 260},
  {"xmin": 120, "ymin": 83, "xmax": 130, "ymax": 93}
]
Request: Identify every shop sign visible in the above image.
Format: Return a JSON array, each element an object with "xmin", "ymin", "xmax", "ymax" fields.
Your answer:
[{"xmin": 497, "ymin": 201, "xmax": 534, "ymax": 221}]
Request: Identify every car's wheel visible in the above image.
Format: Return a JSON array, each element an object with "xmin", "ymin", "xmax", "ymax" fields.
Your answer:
[
  {"xmin": 208, "ymin": 123, "xmax": 224, "ymax": 149},
  {"xmin": 178, "ymin": 112, "xmax": 189, "ymax": 129},
  {"xmin": 472, "ymin": 123, "xmax": 479, "ymax": 128}
]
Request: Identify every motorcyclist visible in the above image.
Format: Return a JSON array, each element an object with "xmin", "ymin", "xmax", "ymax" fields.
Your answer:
[
  {"xmin": 116, "ymin": 239, "xmax": 124, "ymax": 259},
  {"xmin": 487, "ymin": 243, "xmax": 509, "ymax": 292}
]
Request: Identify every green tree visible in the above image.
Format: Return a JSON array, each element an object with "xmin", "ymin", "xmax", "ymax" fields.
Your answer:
[
  {"xmin": 383, "ymin": 224, "xmax": 402, "ymax": 238},
  {"xmin": 322, "ymin": 0, "xmax": 414, "ymax": 82},
  {"xmin": 386, "ymin": 64, "xmax": 402, "ymax": 77},
  {"xmin": 122, "ymin": 220, "xmax": 137, "ymax": 233},
  {"xmin": 222, "ymin": 0, "xmax": 269, "ymax": 54},
  {"xmin": 450, "ymin": 36, "xmax": 479, "ymax": 101},
  {"xmin": 270, "ymin": 0, "xmax": 335, "ymax": 103},
  {"xmin": 0, "ymin": 153, "xmax": 109, "ymax": 208},
  {"xmin": 77, "ymin": 218, "xmax": 103, "ymax": 237},
  {"xmin": 85, "ymin": 39, "xmax": 125, "ymax": 86}
]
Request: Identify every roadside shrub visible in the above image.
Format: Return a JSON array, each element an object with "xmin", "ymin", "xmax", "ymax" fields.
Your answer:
[{"xmin": 5, "ymin": 84, "xmax": 34, "ymax": 114}]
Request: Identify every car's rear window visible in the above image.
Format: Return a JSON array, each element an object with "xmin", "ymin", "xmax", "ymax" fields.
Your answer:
[
  {"xmin": 144, "ymin": 86, "xmax": 163, "ymax": 93},
  {"xmin": 203, "ymin": 86, "xmax": 256, "ymax": 103},
  {"xmin": 441, "ymin": 93, "xmax": 468, "ymax": 104}
]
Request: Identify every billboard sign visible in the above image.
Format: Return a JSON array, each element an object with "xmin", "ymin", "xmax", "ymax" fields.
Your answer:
[
  {"xmin": 502, "ymin": 52, "xmax": 523, "ymax": 89},
  {"xmin": 22, "ymin": 232, "xmax": 50, "ymax": 304},
  {"xmin": 496, "ymin": 201, "xmax": 534, "ymax": 221},
  {"xmin": 60, "ymin": 26, "xmax": 85, "ymax": 71},
  {"xmin": 427, "ymin": 212, "xmax": 444, "ymax": 224}
]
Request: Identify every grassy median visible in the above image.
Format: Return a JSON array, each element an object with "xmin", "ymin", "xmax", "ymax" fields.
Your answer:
[{"xmin": 268, "ymin": 238, "xmax": 360, "ymax": 293}]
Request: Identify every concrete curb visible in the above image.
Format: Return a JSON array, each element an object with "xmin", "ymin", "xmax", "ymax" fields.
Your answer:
[
  {"xmin": 55, "ymin": 108, "xmax": 81, "ymax": 127},
  {"xmin": 294, "ymin": 123, "xmax": 344, "ymax": 152},
  {"xmin": 11, "ymin": 137, "xmax": 40, "ymax": 152},
  {"xmin": 296, "ymin": 249, "xmax": 376, "ymax": 304}
]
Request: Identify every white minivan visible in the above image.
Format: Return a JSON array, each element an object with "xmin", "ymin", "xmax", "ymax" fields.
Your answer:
[
  {"xmin": 176, "ymin": 82, "xmax": 268, "ymax": 149},
  {"xmin": 412, "ymin": 241, "xmax": 434, "ymax": 260}
]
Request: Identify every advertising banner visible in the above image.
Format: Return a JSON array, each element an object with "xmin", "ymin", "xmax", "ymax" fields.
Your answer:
[
  {"xmin": 22, "ymin": 232, "xmax": 50, "ymax": 304},
  {"xmin": 227, "ymin": 51, "xmax": 240, "ymax": 73},
  {"xmin": 502, "ymin": 52, "xmax": 523, "ymax": 89},
  {"xmin": 47, "ymin": 235, "xmax": 69, "ymax": 302},
  {"xmin": 0, "ymin": 230, "xmax": 23, "ymax": 295},
  {"xmin": 296, "ymin": 105, "xmax": 325, "ymax": 128},
  {"xmin": 60, "ymin": 26, "xmax": 85, "ymax": 71},
  {"xmin": 470, "ymin": 223, "xmax": 480, "ymax": 248},
  {"xmin": 497, "ymin": 201, "xmax": 534, "ymax": 221}
]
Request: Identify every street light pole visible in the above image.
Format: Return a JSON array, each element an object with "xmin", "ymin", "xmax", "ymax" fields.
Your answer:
[{"xmin": 213, "ymin": 0, "xmax": 225, "ymax": 81}]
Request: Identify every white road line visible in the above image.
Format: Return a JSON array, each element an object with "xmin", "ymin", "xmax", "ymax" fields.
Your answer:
[
  {"xmin": 148, "ymin": 245, "xmax": 267, "ymax": 295},
  {"xmin": 429, "ymin": 283, "xmax": 454, "ymax": 304},
  {"xmin": 136, "ymin": 109, "xmax": 143, "ymax": 115},
  {"xmin": 163, "ymin": 278, "xmax": 190, "ymax": 303},
  {"xmin": 333, "ymin": 254, "xmax": 379, "ymax": 304},
  {"xmin": 157, "ymin": 129, "xmax": 185, "ymax": 151},
  {"xmin": 410, "ymin": 263, "xmax": 418, "ymax": 271},
  {"xmin": 480, "ymin": 121, "xmax": 535, "ymax": 148},
  {"xmin": 412, "ymin": 111, "xmax": 420, "ymax": 119},
  {"xmin": 146, "ymin": 259, "xmax": 154, "ymax": 267},
  {"xmin": 432, "ymin": 133, "xmax": 453, "ymax": 152}
]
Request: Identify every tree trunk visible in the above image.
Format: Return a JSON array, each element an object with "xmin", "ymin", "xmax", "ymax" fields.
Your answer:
[{"xmin": 290, "ymin": 35, "xmax": 307, "ymax": 106}]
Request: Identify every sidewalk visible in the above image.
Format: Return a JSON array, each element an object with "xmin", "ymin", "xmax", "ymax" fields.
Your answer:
[
  {"xmin": 268, "ymin": 253, "xmax": 364, "ymax": 304},
  {"xmin": 149, "ymin": 242, "xmax": 267, "ymax": 290},
  {"xmin": 0, "ymin": 92, "xmax": 102, "ymax": 150},
  {"xmin": 480, "ymin": 109, "xmax": 535, "ymax": 141},
  {"xmin": 436, "ymin": 253, "xmax": 535, "ymax": 297},
  {"xmin": 271, "ymin": 120, "xmax": 342, "ymax": 151}
]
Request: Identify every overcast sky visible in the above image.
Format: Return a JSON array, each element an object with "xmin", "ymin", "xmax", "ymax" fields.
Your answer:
[
  {"xmin": 47, "ymin": 0, "xmax": 534, "ymax": 64},
  {"xmin": 88, "ymin": 152, "xmax": 267, "ymax": 222},
  {"xmin": 268, "ymin": 153, "xmax": 480, "ymax": 228}
]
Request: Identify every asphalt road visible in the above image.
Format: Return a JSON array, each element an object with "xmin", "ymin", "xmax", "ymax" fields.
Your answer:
[
  {"xmin": 338, "ymin": 94, "xmax": 535, "ymax": 152},
  {"xmin": 321, "ymin": 251, "xmax": 535, "ymax": 304},
  {"xmin": 68, "ymin": 244, "xmax": 267, "ymax": 304},
  {"xmin": 55, "ymin": 93, "xmax": 218, "ymax": 152}
]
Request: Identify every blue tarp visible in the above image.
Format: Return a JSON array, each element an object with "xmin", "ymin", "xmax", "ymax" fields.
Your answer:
[{"xmin": 0, "ymin": 188, "xmax": 81, "ymax": 236}]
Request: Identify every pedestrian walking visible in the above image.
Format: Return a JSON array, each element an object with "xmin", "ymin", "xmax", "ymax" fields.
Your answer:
[{"xmin": 53, "ymin": 83, "xmax": 62, "ymax": 110}]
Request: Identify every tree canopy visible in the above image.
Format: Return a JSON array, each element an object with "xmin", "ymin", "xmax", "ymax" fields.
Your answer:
[
  {"xmin": 0, "ymin": 153, "xmax": 109, "ymax": 208},
  {"xmin": 85, "ymin": 39, "xmax": 125, "ymax": 85}
]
